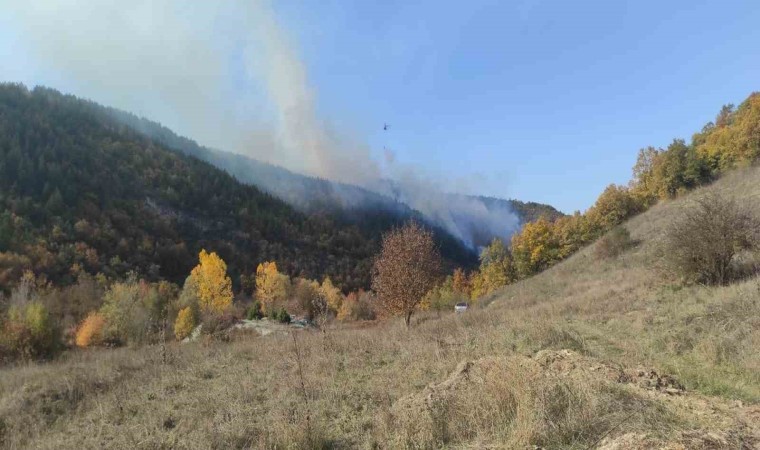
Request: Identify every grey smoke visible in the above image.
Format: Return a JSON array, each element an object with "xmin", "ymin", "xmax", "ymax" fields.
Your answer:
[{"xmin": 3, "ymin": 0, "xmax": 520, "ymax": 248}]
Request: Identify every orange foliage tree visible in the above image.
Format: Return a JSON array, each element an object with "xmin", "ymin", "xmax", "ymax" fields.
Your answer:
[
  {"xmin": 75, "ymin": 312, "xmax": 106, "ymax": 348},
  {"xmin": 452, "ymin": 268, "xmax": 471, "ymax": 297},
  {"xmin": 372, "ymin": 222, "xmax": 442, "ymax": 327}
]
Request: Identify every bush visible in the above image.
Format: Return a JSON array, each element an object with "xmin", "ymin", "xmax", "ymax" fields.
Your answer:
[
  {"xmin": 356, "ymin": 292, "xmax": 377, "ymax": 320},
  {"xmin": 1, "ymin": 301, "xmax": 62, "ymax": 360},
  {"xmin": 277, "ymin": 308, "xmax": 291, "ymax": 324},
  {"xmin": 268, "ymin": 307, "xmax": 291, "ymax": 324},
  {"xmin": 594, "ymin": 226, "xmax": 635, "ymax": 259},
  {"xmin": 173, "ymin": 307, "xmax": 196, "ymax": 341},
  {"xmin": 202, "ymin": 311, "xmax": 237, "ymax": 336},
  {"xmin": 99, "ymin": 279, "xmax": 153, "ymax": 346},
  {"xmin": 75, "ymin": 312, "xmax": 106, "ymax": 347},
  {"xmin": 0, "ymin": 275, "xmax": 63, "ymax": 361},
  {"xmin": 245, "ymin": 301, "xmax": 263, "ymax": 320},
  {"xmin": 663, "ymin": 193, "xmax": 759, "ymax": 284}
]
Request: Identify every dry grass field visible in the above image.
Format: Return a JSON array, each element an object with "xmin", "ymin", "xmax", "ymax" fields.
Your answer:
[{"xmin": 2, "ymin": 168, "xmax": 760, "ymax": 449}]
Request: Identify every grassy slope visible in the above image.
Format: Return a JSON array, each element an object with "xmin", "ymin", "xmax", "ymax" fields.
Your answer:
[
  {"xmin": 482, "ymin": 165, "xmax": 760, "ymax": 402},
  {"xmin": 1, "ymin": 168, "xmax": 759, "ymax": 449}
]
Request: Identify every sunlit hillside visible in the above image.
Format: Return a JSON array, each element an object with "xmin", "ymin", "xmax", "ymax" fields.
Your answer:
[{"xmin": 2, "ymin": 166, "xmax": 758, "ymax": 449}]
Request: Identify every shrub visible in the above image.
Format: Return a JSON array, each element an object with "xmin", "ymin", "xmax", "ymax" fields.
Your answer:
[
  {"xmin": 594, "ymin": 226, "xmax": 635, "ymax": 259},
  {"xmin": 662, "ymin": 193, "xmax": 759, "ymax": 284},
  {"xmin": 292, "ymin": 278, "xmax": 320, "ymax": 319},
  {"xmin": 337, "ymin": 292, "xmax": 358, "ymax": 321},
  {"xmin": 0, "ymin": 274, "xmax": 63, "ymax": 360},
  {"xmin": 201, "ymin": 310, "xmax": 237, "ymax": 337},
  {"xmin": 1, "ymin": 301, "xmax": 62, "ymax": 360},
  {"xmin": 100, "ymin": 280, "xmax": 147, "ymax": 345},
  {"xmin": 245, "ymin": 301, "xmax": 263, "ymax": 320},
  {"xmin": 268, "ymin": 307, "xmax": 291, "ymax": 324},
  {"xmin": 75, "ymin": 312, "xmax": 106, "ymax": 347},
  {"xmin": 174, "ymin": 307, "xmax": 196, "ymax": 341},
  {"xmin": 356, "ymin": 291, "xmax": 377, "ymax": 320}
]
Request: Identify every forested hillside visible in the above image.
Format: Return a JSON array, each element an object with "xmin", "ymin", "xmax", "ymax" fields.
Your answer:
[
  {"xmin": 100, "ymin": 102, "xmax": 563, "ymax": 242},
  {"xmin": 0, "ymin": 83, "xmax": 476, "ymax": 293}
]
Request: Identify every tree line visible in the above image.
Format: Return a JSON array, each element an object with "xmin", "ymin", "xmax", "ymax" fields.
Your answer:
[{"xmin": 425, "ymin": 92, "xmax": 760, "ymax": 305}]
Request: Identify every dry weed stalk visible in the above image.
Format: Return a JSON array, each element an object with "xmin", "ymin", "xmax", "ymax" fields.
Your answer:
[{"xmin": 291, "ymin": 331, "xmax": 312, "ymax": 445}]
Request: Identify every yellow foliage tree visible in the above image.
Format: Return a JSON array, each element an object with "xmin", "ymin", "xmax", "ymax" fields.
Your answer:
[
  {"xmin": 337, "ymin": 292, "xmax": 358, "ymax": 321},
  {"xmin": 553, "ymin": 212, "xmax": 593, "ymax": 258},
  {"xmin": 630, "ymin": 146, "xmax": 661, "ymax": 206},
  {"xmin": 470, "ymin": 238, "xmax": 516, "ymax": 299},
  {"xmin": 191, "ymin": 250, "xmax": 233, "ymax": 315},
  {"xmin": 320, "ymin": 277, "xmax": 343, "ymax": 313},
  {"xmin": 586, "ymin": 184, "xmax": 642, "ymax": 231},
  {"xmin": 75, "ymin": 312, "xmax": 106, "ymax": 348},
  {"xmin": 511, "ymin": 217, "xmax": 560, "ymax": 279},
  {"xmin": 174, "ymin": 307, "xmax": 195, "ymax": 340},
  {"xmin": 695, "ymin": 94, "xmax": 760, "ymax": 171},
  {"xmin": 255, "ymin": 261, "xmax": 290, "ymax": 313}
]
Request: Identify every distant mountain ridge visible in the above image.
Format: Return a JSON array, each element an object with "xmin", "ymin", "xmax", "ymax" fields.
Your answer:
[{"xmin": 101, "ymin": 102, "xmax": 564, "ymax": 247}]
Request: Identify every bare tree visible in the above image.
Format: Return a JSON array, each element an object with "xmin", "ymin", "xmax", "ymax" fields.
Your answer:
[{"xmin": 372, "ymin": 221, "xmax": 442, "ymax": 327}]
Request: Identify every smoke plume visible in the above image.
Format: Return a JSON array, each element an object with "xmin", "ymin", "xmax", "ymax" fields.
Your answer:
[{"xmin": 3, "ymin": 0, "xmax": 519, "ymax": 249}]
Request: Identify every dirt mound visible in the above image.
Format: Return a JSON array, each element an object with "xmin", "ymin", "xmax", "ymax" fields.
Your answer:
[
  {"xmin": 597, "ymin": 432, "xmax": 677, "ymax": 450},
  {"xmin": 390, "ymin": 350, "xmax": 759, "ymax": 449},
  {"xmin": 626, "ymin": 368, "xmax": 685, "ymax": 395},
  {"xmin": 534, "ymin": 349, "xmax": 687, "ymax": 395},
  {"xmin": 534, "ymin": 349, "xmax": 627, "ymax": 382}
]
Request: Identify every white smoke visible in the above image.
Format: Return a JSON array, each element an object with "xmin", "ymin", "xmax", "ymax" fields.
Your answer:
[{"xmin": 3, "ymin": 0, "xmax": 520, "ymax": 248}]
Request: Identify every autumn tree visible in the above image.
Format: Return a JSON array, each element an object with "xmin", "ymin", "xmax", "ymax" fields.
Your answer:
[
  {"xmin": 292, "ymin": 277, "xmax": 321, "ymax": 319},
  {"xmin": 75, "ymin": 312, "xmax": 106, "ymax": 348},
  {"xmin": 319, "ymin": 277, "xmax": 343, "ymax": 313},
  {"xmin": 470, "ymin": 238, "xmax": 516, "ymax": 299},
  {"xmin": 510, "ymin": 217, "xmax": 560, "ymax": 279},
  {"xmin": 554, "ymin": 212, "xmax": 594, "ymax": 258},
  {"xmin": 372, "ymin": 221, "xmax": 442, "ymax": 327},
  {"xmin": 451, "ymin": 268, "xmax": 471, "ymax": 297},
  {"xmin": 255, "ymin": 261, "xmax": 290, "ymax": 314},
  {"xmin": 174, "ymin": 307, "xmax": 195, "ymax": 340},
  {"xmin": 191, "ymin": 250, "xmax": 233, "ymax": 315},
  {"xmin": 337, "ymin": 291, "xmax": 359, "ymax": 321},
  {"xmin": 695, "ymin": 94, "xmax": 760, "ymax": 171},
  {"xmin": 99, "ymin": 278, "xmax": 155, "ymax": 346},
  {"xmin": 631, "ymin": 146, "xmax": 661, "ymax": 206},
  {"xmin": 422, "ymin": 276, "xmax": 460, "ymax": 314},
  {"xmin": 586, "ymin": 184, "xmax": 643, "ymax": 231},
  {"xmin": 654, "ymin": 140, "xmax": 709, "ymax": 198}
]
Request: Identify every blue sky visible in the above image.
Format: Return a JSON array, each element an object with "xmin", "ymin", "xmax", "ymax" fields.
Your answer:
[{"xmin": 2, "ymin": 1, "xmax": 759, "ymax": 213}]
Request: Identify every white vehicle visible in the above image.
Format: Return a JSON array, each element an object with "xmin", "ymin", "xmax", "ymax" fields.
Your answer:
[{"xmin": 454, "ymin": 302, "xmax": 469, "ymax": 313}]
